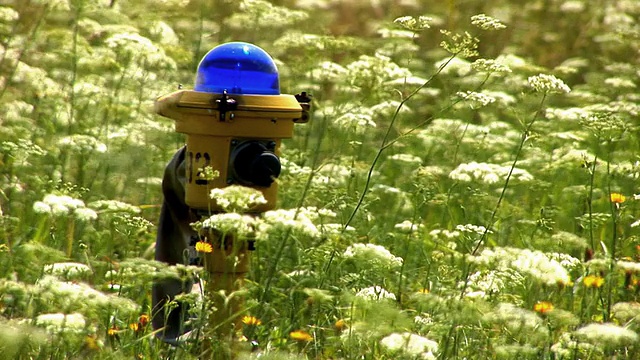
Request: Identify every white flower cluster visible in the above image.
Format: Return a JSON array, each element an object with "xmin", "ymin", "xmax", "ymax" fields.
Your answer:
[
  {"xmin": 457, "ymin": 90, "xmax": 496, "ymax": 108},
  {"xmin": 355, "ymin": 285, "xmax": 396, "ymax": 301},
  {"xmin": 346, "ymin": 54, "xmax": 412, "ymax": 89},
  {"xmin": 394, "ymin": 220, "xmax": 423, "ymax": 233},
  {"xmin": 429, "ymin": 229, "xmax": 461, "ymax": 240},
  {"xmin": 256, "ymin": 207, "xmax": 335, "ymax": 240},
  {"xmin": 209, "ymin": 185, "xmax": 267, "ymax": 212},
  {"xmin": 546, "ymin": 107, "xmax": 592, "ymax": 121},
  {"xmin": 463, "ymin": 269, "xmax": 524, "ymax": 298},
  {"xmin": 229, "ymin": 0, "xmax": 308, "ymax": 29},
  {"xmin": 528, "ymin": 74, "xmax": 571, "ymax": 94},
  {"xmin": 88, "ymin": 200, "xmax": 141, "ymax": 214},
  {"xmin": 105, "ymin": 32, "xmax": 176, "ymax": 69},
  {"xmin": 343, "ymin": 243, "xmax": 403, "ymax": 269},
  {"xmin": 199, "ymin": 213, "xmax": 256, "ymax": 237},
  {"xmin": 449, "ymin": 161, "xmax": 534, "ymax": 184},
  {"xmin": 34, "ymin": 313, "xmax": 86, "ymax": 334},
  {"xmin": 436, "ymin": 57, "xmax": 471, "ymax": 76},
  {"xmin": 389, "ymin": 153, "xmax": 422, "ymax": 165},
  {"xmin": 33, "ymin": 194, "xmax": 98, "ymax": 221},
  {"xmin": 58, "ymin": 134, "xmax": 107, "ymax": 153},
  {"xmin": 393, "ymin": 15, "xmax": 433, "ymax": 31},
  {"xmin": 551, "ymin": 332, "xmax": 602, "ymax": 358},
  {"xmin": 468, "ymin": 246, "xmax": 572, "ymax": 286},
  {"xmin": 612, "ymin": 302, "xmax": 640, "ymax": 323},
  {"xmin": 484, "ymin": 303, "xmax": 547, "ymax": 338},
  {"xmin": 307, "ymin": 61, "xmax": 347, "ymax": 82},
  {"xmin": 574, "ymin": 323, "xmax": 638, "ymax": 348},
  {"xmin": 43, "ymin": 262, "xmax": 92, "ymax": 280},
  {"xmin": 35, "ymin": 275, "xmax": 139, "ymax": 316},
  {"xmin": 334, "ymin": 110, "xmax": 377, "ymax": 133},
  {"xmin": 471, "ymin": 14, "xmax": 507, "ymax": 30},
  {"xmin": 0, "ymin": 6, "xmax": 19, "ymax": 23},
  {"xmin": 380, "ymin": 332, "xmax": 439, "ymax": 359},
  {"xmin": 471, "ymin": 58, "xmax": 512, "ymax": 73}
]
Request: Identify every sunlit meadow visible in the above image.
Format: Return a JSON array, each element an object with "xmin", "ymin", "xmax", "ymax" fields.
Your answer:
[{"xmin": 1, "ymin": 0, "xmax": 639, "ymax": 359}]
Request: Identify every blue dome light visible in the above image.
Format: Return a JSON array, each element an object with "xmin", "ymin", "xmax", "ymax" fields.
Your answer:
[{"xmin": 194, "ymin": 42, "xmax": 280, "ymax": 95}]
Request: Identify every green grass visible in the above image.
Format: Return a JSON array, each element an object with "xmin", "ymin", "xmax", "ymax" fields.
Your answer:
[{"xmin": 1, "ymin": 0, "xmax": 639, "ymax": 359}]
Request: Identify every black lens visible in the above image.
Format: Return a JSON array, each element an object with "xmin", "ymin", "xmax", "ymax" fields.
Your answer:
[{"xmin": 231, "ymin": 141, "xmax": 281, "ymax": 187}]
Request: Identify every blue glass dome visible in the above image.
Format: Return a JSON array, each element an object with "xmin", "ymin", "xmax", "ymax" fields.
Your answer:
[{"xmin": 194, "ymin": 42, "xmax": 280, "ymax": 95}]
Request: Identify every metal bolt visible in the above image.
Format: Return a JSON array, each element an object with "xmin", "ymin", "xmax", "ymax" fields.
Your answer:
[
  {"xmin": 226, "ymin": 177, "xmax": 234, "ymax": 184},
  {"xmin": 267, "ymin": 141, "xmax": 276, "ymax": 150},
  {"xmin": 230, "ymin": 139, "xmax": 238, "ymax": 146}
]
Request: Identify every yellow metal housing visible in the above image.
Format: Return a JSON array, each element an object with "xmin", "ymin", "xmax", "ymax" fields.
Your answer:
[{"xmin": 155, "ymin": 90, "xmax": 304, "ymax": 212}]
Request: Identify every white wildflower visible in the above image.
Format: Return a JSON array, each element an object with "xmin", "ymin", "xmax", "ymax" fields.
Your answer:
[
  {"xmin": 457, "ymin": 90, "xmax": 496, "ymax": 108},
  {"xmin": 33, "ymin": 194, "xmax": 90, "ymax": 218},
  {"xmin": 88, "ymin": 200, "xmax": 141, "ymax": 214},
  {"xmin": 435, "ymin": 57, "xmax": 471, "ymax": 76},
  {"xmin": 449, "ymin": 162, "xmax": 534, "ymax": 184},
  {"xmin": 389, "ymin": 153, "xmax": 422, "ymax": 165},
  {"xmin": 105, "ymin": 32, "xmax": 175, "ymax": 69},
  {"xmin": 334, "ymin": 110, "xmax": 376, "ymax": 133},
  {"xmin": 560, "ymin": 1, "xmax": 586, "ymax": 13},
  {"xmin": 528, "ymin": 74, "xmax": 571, "ymax": 94},
  {"xmin": 371, "ymin": 184, "xmax": 403, "ymax": 194},
  {"xmin": 429, "ymin": 229, "xmax": 461, "ymax": 240},
  {"xmin": 393, "ymin": 15, "xmax": 433, "ymax": 31},
  {"xmin": 471, "ymin": 14, "xmax": 506, "ymax": 30},
  {"xmin": 574, "ymin": 323, "xmax": 639, "ymax": 348},
  {"xmin": 198, "ymin": 213, "xmax": 257, "ymax": 237},
  {"xmin": 343, "ymin": 243, "xmax": 403, "ymax": 268},
  {"xmin": 394, "ymin": 220, "xmax": 423, "ymax": 233},
  {"xmin": 551, "ymin": 332, "xmax": 602, "ymax": 358},
  {"xmin": 380, "ymin": 332, "xmax": 439, "ymax": 359},
  {"xmin": 307, "ymin": 61, "xmax": 347, "ymax": 82},
  {"xmin": 58, "ymin": 135, "xmax": 107, "ymax": 153},
  {"xmin": 209, "ymin": 185, "xmax": 267, "ymax": 212},
  {"xmin": 468, "ymin": 247, "xmax": 572, "ymax": 286},
  {"xmin": 256, "ymin": 207, "xmax": 322, "ymax": 240},
  {"xmin": 471, "ymin": 58, "xmax": 512, "ymax": 73},
  {"xmin": 604, "ymin": 77, "xmax": 636, "ymax": 88},
  {"xmin": 612, "ymin": 302, "xmax": 640, "ymax": 323},
  {"xmin": 0, "ymin": 6, "xmax": 19, "ymax": 22},
  {"xmin": 74, "ymin": 207, "xmax": 98, "ymax": 221},
  {"xmin": 456, "ymin": 224, "xmax": 492, "ymax": 235},
  {"xmin": 148, "ymin": 21, "xmax": 179, "ymax": 45},
  {"xmin": 355, "ymin": 285, "xmax": 396, "ymax": 301},
  {"xmin": 35, "ymin": 275, "xmax": 139, "ymax": 316},
  {"xmin": 35, "ymin": 313, "xmax": 86, "ymax": 334},
  {"xmin": 43, "ymin": 262, "xmax": 91, "ymax": 280},
  {"xmin": 346, "ymin": 54, "xmax": 412, "ymax": 89},
  {"xmin": 617, "ymin": 260, "xmax": 640, "ymax": 273},
  {"xmin": 484, "ymin": 303, "xmax": 548, "ymax": 339}
]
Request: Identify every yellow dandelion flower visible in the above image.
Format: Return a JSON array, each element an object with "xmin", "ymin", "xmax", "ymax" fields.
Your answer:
[
  {"xmin": 129, "ymin": 322, "xmax": 140, "ymax": 331},
  {"xmin": 334, "ymin": 319, "xmax": 347, "ymax": 331},
  {"xmin": 610, "ymin": 193, "xmax": 626, "ymax": 204},
  {"xmin": 583, "ymin": 275, "xmax": 605, "ymax": 288},
  {"xmin": 242, "ymin": 315, "xmax": 262, "ymax": 326},
  {"xmin": 289, "ymin": 330, "xmax": 313, "ymax": 342},
  {"xmin": 533, "ymin": 301, "xmax": 554, "ymax": 314},
  {"xmin": 107, "ymin": 327, "xmax": 119, "ymax": 336},
  {"xmin": 418, "ymin": 288, "xmax": 430, "ymax": 294},
  {"xmin": 195, "ymin": 241, "xmax": 213, "ymax": 253}
]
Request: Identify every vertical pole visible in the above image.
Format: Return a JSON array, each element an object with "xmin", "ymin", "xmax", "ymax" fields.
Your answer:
[{"xmin": 200, "ymin": 232, "xmax": 250, "ymax": 359}]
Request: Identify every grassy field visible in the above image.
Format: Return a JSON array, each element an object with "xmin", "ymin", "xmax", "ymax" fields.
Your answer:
[{"xmin": 1, "ymin": 0, "xmax": 639, "ymax": 359}]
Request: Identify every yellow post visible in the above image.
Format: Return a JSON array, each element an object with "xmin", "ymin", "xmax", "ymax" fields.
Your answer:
[
  {"xmin": 199, "ymin": 233, "xmax": 250, "ymax": 359},
  {"xmin": 154, "ymin": 42, "xmax": 309, "ymax": 358}
]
